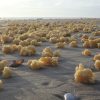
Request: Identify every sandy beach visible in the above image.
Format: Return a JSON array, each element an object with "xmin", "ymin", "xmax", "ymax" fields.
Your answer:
[{"xmin": 0, "ymin": 19, "xmax": 100, "ymax": 100}]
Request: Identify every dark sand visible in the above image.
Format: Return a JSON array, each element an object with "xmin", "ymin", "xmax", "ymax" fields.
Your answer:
[{"xmin": 0, "ymin": 19, "xmax": 100, "ymax": 100}]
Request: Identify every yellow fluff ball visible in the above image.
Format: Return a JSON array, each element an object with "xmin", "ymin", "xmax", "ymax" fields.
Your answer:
[
  {"xmin": 69, "ymin": 41, "xmax": 78, "ymax": 47},
  {"xmin": 19, "ymin": 40, "xmax": 29, "ymax": 46},
  {"xmin": 42, "ymin": 47, "xmax": 52, "ymax": 53},
  {"xmin": 2, "ymin": 45, "xmax": 12, "ymax": 54},
  {"xmin": 75, "ymin": 63, "xmax": 85, "ymax": 71},
  {"xmin": 42, "ymin": 47, "xmax": 53, "ymax": 57},
  {"xmin": 92, "ymin": 31, "xmax": 100, "ymax": 36},
  {"xmin": 17, "ymin": 45, "xmax": 23, "ymax": 52},
  {"xmin": 82, "ymin": 49, "xmax": 91, "ymax": 56},
  {"xmin": 94, "ymin": 38, "xmax": 100, "ymax": 43},
  {"xmin": 27, "ymin": 60, "xmax": 32, "ymax": 66},
  {"xmin": 55, "ymin": 42, "xmax": 65, "ymax": 48},
  {"xmin": 39, "ymin": 57, "xmax": 52, "ymax": 66},
  {"xmin": 59, "ymin": 37, "xmax": 66, "ymax": 42},
  {"xmin": 89, "ymin": 40, "xmax": 97, "ymax": 48},
  {"xmin": 2, "ymin": 67, "xmax": 12, "ymax": 78},
  {"xmin": 74, "ymin": 64, "xmax": 95, "ymax": 84},
  {"xmin": 31, "ymin": 40, "xmax": 38, "ymax": 45},
  {"xmin": 83, "ymin": 27, "xmax": 91, "ymax": 33},
  {"xmin": 27, "ymin": 45, "xmax": 36, "ymax": 55},
  {"xmin": 42, "ymin": 51, "xmax": 53, "ymax": 57},
  {"xmin": 40, "ymin": 37, "xmax": 47, "ymax": 42},
  {"xmin": 19, "ymin": 47, "xmax": 28, "ymax": 56},
  {"xmin": 94, "ymin": 60, "xmax": 100, "ymax": 70},
  {"xmin": 19, "ymin": 34, "xmax": 28, "ymax": 40},
  {"xmin": 0, "ymin": 80, "xmax": 3, "ymax": 90},
  {"xmin": 1, "ymin": 35, "xmax": 12, "ymax": 43},
  {"xmin": 93, "ymin": 54, "xmax": 100, "ymax": 61},
  {"xmin": 11, "ymin": 44, "xmax": 18, "ymax": 52},
  {"xmin": 97, "ymin": 43, "xmax": 100, "ymax": 48},
  {"xmin": 49, "ymin": 37, "xmax": 58, "ymax": 43},
  {"xmin": 13, "ymin": 38, "xmax": 20, "ymax": 45},
  {"xmin": 28, "ymin": 60, "xmax": 43, "ymax": 69},
  {"xmin": 19, "ymin": 46, "xmax": 36, "ymax": 56},
  {"xmin": 0, "ymin": 60, "xmax": 9, "ymax": 72},
  {"xmin": 83, "ymin": 41, "xmax": 90, "ymax": 48}
]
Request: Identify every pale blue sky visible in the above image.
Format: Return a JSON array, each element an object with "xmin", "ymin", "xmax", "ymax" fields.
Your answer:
[{"xmin": 0, "ymin": 0, "xmax": 100, "ymax": 18}]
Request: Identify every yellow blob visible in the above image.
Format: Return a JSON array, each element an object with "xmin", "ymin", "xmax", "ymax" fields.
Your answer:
[
  {"xmin": 2, "ymin": 67, "xmax": 12, "ymax": 79},
  {"xmin": 83, "ymin": 41, "xmax": 90, "ymax": 48},
  {"xmin": 55, "ymin": 42, "xmax": 65, "ymax": 48},
  {"xmin": 94, "ymin": 60, "xmax": 100, "ymax": 70},
  {"xmin": 93, "ymin": 54, "xmax": 100, "ymax": 61},
  {"xmin": 82, "ymin": 49, "xmax": 91, "ymax": 56},
  {"xmin": 42, "ymin": 47, "xmax": 53, "ymax": 57},
  {"xmin": 19, "ymin": 46, "xmax": 36, "ymax": 56},
  {"xmin": 0, "ymin": 60, "xmax": 9, "ymax": 72},
  {"xmin": 28, "ymin": 60, "xmax": 43, "ymax": 70},
  {"xmin": 2, "ymin": 45, "xmax": 13, "ymax": 54},
  {"xmin": 97, "ymin": 43, "xmax": 100, "ymax": 48},
  {"xmin": 39, "ymin": 57, "xmax": 52, "ymax": 66},
  {"xmin": 74, "ymin": 64, "xmax": 95, "ymax": 84},
  {"xmin": 69, "ymin": 41, "xmax": 78, "ymax": 47}
]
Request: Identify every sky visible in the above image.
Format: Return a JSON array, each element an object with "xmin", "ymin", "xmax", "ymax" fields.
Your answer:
[{"xmin": 0, "ymin": 0, "xmax": 100, "ymax": 18}]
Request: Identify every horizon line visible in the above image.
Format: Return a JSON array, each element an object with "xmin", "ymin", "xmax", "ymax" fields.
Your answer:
[{"xmin": 0, "ymin": 16, "xmax": 100, "ymax": 20}]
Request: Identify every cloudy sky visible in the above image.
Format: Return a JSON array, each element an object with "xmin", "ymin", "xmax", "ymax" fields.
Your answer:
[{"xmin": 0, "ymin": 0, "xmax": 100, "ymax": 18}]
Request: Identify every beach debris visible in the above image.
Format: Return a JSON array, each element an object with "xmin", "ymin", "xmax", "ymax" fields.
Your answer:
[
  {"xmin": 88, "ymin": 40, "xmax": 97, "ymax": 48},
  {"xmin": 94, "ymin": 60, "xmax": 100, "ymax": 70},
  {"xmin": 9, "ymin": 59, "xmax": 24, "ymax": 67},
  {"xmin": 27, "ymin": 56, "xmax": 59, "ymax": 69},
  {"xmin": 74, "ymin": 63, "xmax": 95, "ymax": 84},
  {"xmin": 2, "ymin": 45, "xmax": 13, "ymax": 54},
  {"xmin": 49, "ymin": 37, "xmax": 58, "ymax": 43},
  {"xmin": 39, "ymin": 57, "xmax": 52, "ymax": 66},
  {"xmin": 0, "ymin": 60, "xmax": 8, "ymax": 72},
  {"xmin": 31, "ymin": 40, "xmax": 41, "ymax": 46},
  {"xmin": 92, "ymin": 31, "xmax": 100, "ymax": 36},
  {"xmin": 59, "ymin": 36, "xmax": 66, "ymax": 42},
  {"xmin": 13, "ymin": 38, "xmax": 20, "ymax": 45},
  {"xmin": 69, "ymin": 41, "xmax": 78, "ymax": 48},
  {"xmin": 42, "ymin": 47, "xmax": 61, "ymax": 57},
  {"xmin": 19, "ymin": 40, "xmax": 30, "ymax": 46},
  {"xmin": 64, "ymin": 93, "xmax": 77, "ymax": 100},
  {"xmin": 19, "ymin": 45, "xmax": 36, "ymax": 56},
  {"xmin": 97, "ymin": 43, "xmax": 100, "ymax": 48},
  {"xmin": 55, "ymin": 42, "xmax": 66, "ymax": 48},
  {"xmin": 27, "ymin": 60, "xmax": 43, "ymax": 69},
  {"xmin": 42, "ymin": 47, "xmax": 53, "ymax": 57},
  {"xmin": 82, "ymin": 38, "xmax": 100, "ymax": 48},
  {"xmin": 83, "ymin": 41, "xmax": 90, "ymax": 48},
  {"xmin": 39, "ymin": 57, "xmax": 59, "ymax": 66},
  {"xmin": 2, "ymin": 67, "xmax": 12, "ymax": 78},
  {"xmin": 2, "ymin": 44, "xmax": 18, "ymax": 54},
  {"xmin": 82, "ymin": 49, "xmax": 91, "ymax": 56},
  {"xmin": 0, "ymin": 35, "xmax": 13, "ymax": 43},
  {"xmin": 93, "ymin": 54, "xmax": 100, "ymax": 61}
]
